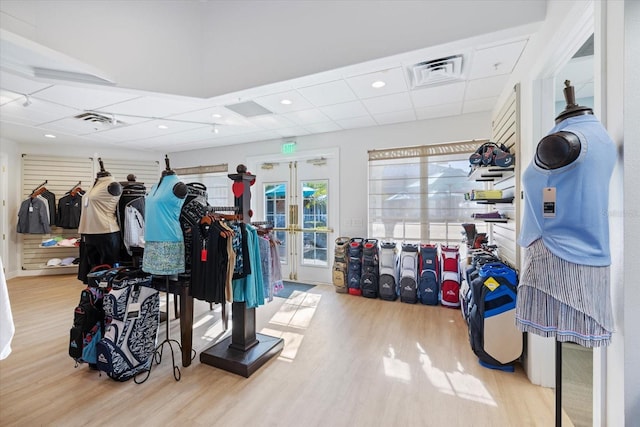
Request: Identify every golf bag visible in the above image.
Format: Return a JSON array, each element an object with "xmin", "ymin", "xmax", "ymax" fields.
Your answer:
[
  {"xmin": 333, "ymin": 237, "xmax": 351, "ymax": 293},
  {"xmin": 440, "ymin": 245, "xmax": 461, "ymax": 308},
  {"xmin": 398, "ymin": 243, "xmax": 419, "ymax": 304},
  {"xmin": 378, "ymin": 241, "xmax": 398, "ymax": 301},
  {"xmin": 418, "ymin": 244, "xmax": 440, "ymax": 305},
  {"xmin": 96, "ymin": 269, "xmax": 160, "ymax": 381},
  {"xmin": 360, "ymin": 239, "xmax": 379, "ymax": 298},
  {"xmin": 347, "ymin": 238, "xmax": 364, "ymax": 296},
  {"xmin": 468, "ymin": 262, "xmax": 522, "ymax": 370}
]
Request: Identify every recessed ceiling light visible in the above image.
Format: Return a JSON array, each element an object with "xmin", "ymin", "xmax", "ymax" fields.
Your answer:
[
  {"xmin": 212, "ymin": 113, "xmax": 222, "ymax": 118},
  {"xmin": 280, "ymin": 99, "xmax": 292, "ymax": 105},
  {"xmin": 44, "ymin": 134, "xmax": 56, "ymax": 138},
  {"xmin": 372, "ymin": 80, "xmax": 386, "ymax": 89},
  {"xmin": 158, "ymin": 124, "xmax": 168, "ymax": 129}
]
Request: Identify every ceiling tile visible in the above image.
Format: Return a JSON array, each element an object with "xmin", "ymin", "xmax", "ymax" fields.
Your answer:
[
  {"xmin": 462, "ymin": 96, "xmax": 498, "ymax": 114},
  {"xmin": 0, "ymin": 97, "xmax": 79, "ymax": 126},
  {"xmin": 0, "ymin": 89, "xmax": 23, "ymax": 105},
  {"xmin": 275, "ymin": 126, "xmax": 310, "ymax": 138},
  {"xmin": 373, "ymin": 109, "xmax": 417, "ymax": 125},
  {"xmin": 319, "ymin": 101, "xmax": 369, "ymax": 120},
  {"xmin": 34, "ymin": 84, "xmax": 140, "ymax": 110},
  {"xmin": 0, "ymin": 70, "xmax": 52, "ymax": 96},
  {"xmin": 304, "ymin": 121, "xmax": 343, "ymax": 133},
  {"xmin": 415, "ymin": 102, "xmax": 462, "ymax": 120},
  {"xmin": 297, "ymin": 80, "xmax": 357, "ymax": 107},
  {"xmin": 101, "ymin": 96, "xmax": 207, "ymax": 119},
  {"xmin": 362, "ymin": 92, "xmax": 412, "ymax": 115},
  {"xmin": 247, "ymin": 114, "xmax": 295, "ymax": 130},
  {"xmin": 468, "ymin": 39, "xmax": 528, "ymax": 80},
  {"xmin": 465, "ymin": 74, "xmax": 510, "ymax": 100},
  {"xmin": 410, "ymin": 81, "xmax": 466, "ymax": 108},
  {"xmin": 254, "ymin": 90, "xmax": 314, "ymax": 114},
  {"xmin": 335, "ymin": 115, "xmax": 377, "ymax": 130},
  {"xmin": 97, "ymin": 118, "xmax": 207, "ymax": 140},
  {"xmin": 346, "ymin": 67, "xmax": 409, "ymax": 99},
  {"xmin": 281, "ymin": 108, "xmax": 330, "ymax": 126}
]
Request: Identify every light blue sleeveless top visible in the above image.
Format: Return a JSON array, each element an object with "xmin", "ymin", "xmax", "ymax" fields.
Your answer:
[
  {"xmin": 519, "ymin": 115, "xmax": 616, "ymax": 266},
  {"xmin": 144, "ymin": 174, "xmax": 185, "ymax": 242}
]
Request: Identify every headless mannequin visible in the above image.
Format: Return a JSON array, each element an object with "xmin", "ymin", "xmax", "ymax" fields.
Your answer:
[{"xmin": 535, "ymin": 80, "xmax": 593, "ymax": 170}]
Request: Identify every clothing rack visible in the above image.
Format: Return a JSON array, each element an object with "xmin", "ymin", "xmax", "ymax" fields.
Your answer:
[{"xmin": 199, "ymin": 168, "xmax": 284, "ymax": 377}]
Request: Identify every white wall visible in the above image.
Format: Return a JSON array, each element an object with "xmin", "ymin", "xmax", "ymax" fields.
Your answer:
[
  {"xmin": 0, "ymin": 139, "xmax": 162, "ymax": 278},
  {"xmin": 171, "ymin": 111, "xmax": 491, "ymax": 238}
]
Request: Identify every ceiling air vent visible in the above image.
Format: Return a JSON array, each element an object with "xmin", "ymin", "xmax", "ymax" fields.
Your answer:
[
  {"xmin": 410, "ymin": 54, "xmax": 464, "ymax": 88},
  {"xmin": 74, "ymin": 112, "xmax": 122, "ymax": 129}
]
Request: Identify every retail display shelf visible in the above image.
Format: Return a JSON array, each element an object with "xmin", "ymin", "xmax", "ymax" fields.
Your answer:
[{"xmin": 468, "ymin": 166, "xmax": 515, "ymax": 182}]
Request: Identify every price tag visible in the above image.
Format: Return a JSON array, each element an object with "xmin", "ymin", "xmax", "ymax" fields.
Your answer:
[
  {"xmin": 126, "ymin": 302, "xmax": 141, "ymax": 320},
  {"xmin": 543, "ymin": 187, "xmax": 556, "ymax": 218}
]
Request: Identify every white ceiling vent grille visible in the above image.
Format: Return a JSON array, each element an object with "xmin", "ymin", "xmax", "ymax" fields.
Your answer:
[
  {"xmin": 410, "ymin": 55, "xmax": 464, "ymax": 88},
  {"xmin": 74, "ymin": 112, "xmax": 123, "ymax": 128}
]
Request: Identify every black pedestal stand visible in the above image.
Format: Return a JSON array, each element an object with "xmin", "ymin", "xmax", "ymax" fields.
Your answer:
[
  {"xmin": 199, "ymin": 168, "xmax": 284, "ymax": 377},
  {"xmin": 556, "ymin": 340, "xmax": 562, "ymax": 426}
]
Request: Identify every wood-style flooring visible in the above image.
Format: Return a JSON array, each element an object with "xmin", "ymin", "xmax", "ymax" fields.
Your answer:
[{"xmin": 0, "ymin": 274, "xmax": 569, "ymax": 426}]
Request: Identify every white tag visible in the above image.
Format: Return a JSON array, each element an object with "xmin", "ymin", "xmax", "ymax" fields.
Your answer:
[
  {"xmin": 29, "ymin": 206, "xmax": 33, "ymax": 212},
  {"xmin": 543, "ymin": 187, "xmax": 556, "ymax": 218},
  {"xmin": 126, "ymin": 302, "xmax": 141, "ymax": 319}
]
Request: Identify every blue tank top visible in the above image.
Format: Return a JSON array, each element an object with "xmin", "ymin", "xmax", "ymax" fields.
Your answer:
[
  {"xmin": 145, "ymin": 174, "xmax": 185, "ymax": 242},
  {"xmin": 519, "ymin": 115, "xmax": 616, "ymax": 266}
]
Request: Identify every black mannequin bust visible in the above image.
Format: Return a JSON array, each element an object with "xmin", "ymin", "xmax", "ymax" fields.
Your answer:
[
  {"xmin": 535, "ymin": 80, "xmax": 593, "ymax": 170},
  {"xmin": 162, "ymin": 155, "xmax": 187, "ymax": 199},
  {"xmin": 95, "ymin": 158, "xmax": 122, "ymax": 196}
]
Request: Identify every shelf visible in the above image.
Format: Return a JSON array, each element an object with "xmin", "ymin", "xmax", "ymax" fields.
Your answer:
[
  {"xmin": 468, "ymin": 166, "xmax": 515, "ymax": 182},
  {"xmin": 474, "ymin": 197, "xmax": 515, "ymax": 204},
  {"xmin": 481, "ymin": 218, "xmax": 509, "ymax": 223}
]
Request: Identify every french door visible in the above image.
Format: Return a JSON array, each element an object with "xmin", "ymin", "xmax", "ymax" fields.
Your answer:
[{"xmin": 248, "ymin": 149, "xmax": 339, "ymax": 285}]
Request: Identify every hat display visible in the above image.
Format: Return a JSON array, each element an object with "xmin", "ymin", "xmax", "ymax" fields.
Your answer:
[
  {"xmin": 46, "ymin": 258, "xmax": 62, "ymax": 267},
  {"xmin": 60, "ymin": 257, "xmax": 76, "ymax": 266}
]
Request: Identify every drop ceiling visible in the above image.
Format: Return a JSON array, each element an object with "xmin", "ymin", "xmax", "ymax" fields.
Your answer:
[{"xmin": 0, "ymin": 1, "xmax": 548, "ymax": 153}]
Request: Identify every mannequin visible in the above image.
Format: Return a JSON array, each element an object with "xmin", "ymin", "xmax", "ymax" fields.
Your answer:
[
  {"xmin": 516, "ymin": 81, "xmax": 616, "ymax": 347},
  {"xmin": 77, "ymin": 158, "xmax": 123, "ymax": 283},
  {"xmin": 142, "ymin": 156, "xmax": 188, "ymax": 275}
]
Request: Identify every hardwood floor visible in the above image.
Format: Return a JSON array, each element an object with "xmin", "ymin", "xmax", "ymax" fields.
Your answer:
[{"xmin": 0, "ymin": 274, "xmax": 569, "ymax": 426}]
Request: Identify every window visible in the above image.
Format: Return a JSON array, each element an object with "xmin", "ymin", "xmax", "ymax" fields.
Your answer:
[
  {"xmin": 368, "ymin": 142, "xmax": 488, "ymax": 245},
  {"xmin": 174, "ymin": 164, "xmax": 231, "ymax": 207}
]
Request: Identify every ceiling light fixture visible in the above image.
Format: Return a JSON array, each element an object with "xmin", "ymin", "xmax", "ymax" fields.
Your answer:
[
  {"xmin": 371, "ymin": 80, "xmax": 386, "ymax": 88},
  {"xmin": 280, "ymin": 99, "xmax": 292, "ymax": 105},
  {"xmin": 158, "ymin": 124, "xmax": 168, "ymax": 129},
  {"xmin": 22, "ymin": 95, "xmax": 32, "ymax": 107},
  {"xmin": 44, "ymin": 134, "xmax": 56, "ymax": 139},
  {"xmin": 212, "ymin": 124, "xmax": 219, "ymax": 134},
  {"xmin": 212, "ymin": 113, "xmax": 222, "ymax": 118}
]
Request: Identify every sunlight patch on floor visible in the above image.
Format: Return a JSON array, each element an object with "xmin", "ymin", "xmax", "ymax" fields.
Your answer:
[
  {"xmin": 260, "ymin": 290, "xmax": 321, "ymax": 362},
  {"xmin": 417, "ymin": 342, "xmax": 497, "ymax": 406},
  {"xmin": 382, "ymin": 345, "xmax": 412, "ymax": 383}
]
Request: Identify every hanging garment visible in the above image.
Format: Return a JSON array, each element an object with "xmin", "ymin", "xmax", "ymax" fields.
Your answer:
[
  {"xmin": 123, "ymin": 200, "xmax": 145, "ymax": 254},
  {"xmin": 16, "ymin": 197, "xmax": 51, "ymax": 234},
  {"xmin": 40, "ymin": 189, "xmax": 56, "ymax": 226},
  {"xmin": 232, "ymin": 225, "xmax": 264, "ymax": 308},
  {"xmin": 56, "ymin": 192, "xmax": 83, "ymax": 229},
  {"xmin": 190, "ymin": 220, "xmax": 230, "ymax": 304}
]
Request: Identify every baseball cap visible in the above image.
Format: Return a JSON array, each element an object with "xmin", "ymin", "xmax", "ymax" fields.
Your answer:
[
  {"xmin": 60, "ymin": 257, "xmax": 76, "ymax": 266},
  {"xmin": 46, "ymin": 258, "xmax": 62, "ymax": 267}
]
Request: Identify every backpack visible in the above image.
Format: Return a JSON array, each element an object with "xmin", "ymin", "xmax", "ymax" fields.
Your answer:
[
  {"xmin": 360, "ymin": 239, "xmax": 379, "ymax": 298},
  {"xmin": 468, "ymin": 262, "xmax": 522, "ymax": 370},
  {"xmin": 69, "ymin": 265, "xmax": 119, "ymax": 366},
  {"xmin": 378, "ymin": 241, "xmax": 398, "ymax": 301},
  {"xmin": 398, "ymin": 243, "xmax": 419, "ymax": 304},
  {"xmin": 332, "ymin": 237, "xmax": 350, "ymax": 293},
  {"xmin": 96, "ymin": 269, "xmax": 160, "ymax": 381},
  {"xmin": 440, "ymin": 245, "xmax": 461, "ymax": 308},
  {"xmin": 347, "ymin": 238, "xmax": 364, "ymax": 296},
  {"xmin": 418, "ymin": 244, "xmax": 440, "ymax": 305}
]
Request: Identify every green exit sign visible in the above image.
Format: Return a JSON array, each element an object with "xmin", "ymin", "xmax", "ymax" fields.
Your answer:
[{"xmin": 281, "ymin": 141, "xmax": 296, "ymax": 154}]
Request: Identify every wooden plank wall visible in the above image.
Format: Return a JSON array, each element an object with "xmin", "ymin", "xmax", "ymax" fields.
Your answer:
[
  {"xmin": 490, "ymin": 84, "xmax": 520, "ymax": 268},
  {"xmin": 19, "ymin": 155, "xmax": 160, "ymax": 272}
]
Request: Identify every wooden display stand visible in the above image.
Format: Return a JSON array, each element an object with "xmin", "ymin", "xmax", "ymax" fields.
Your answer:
[{"xmin": 199, "ymin": 169, "xmax": 284, "ymax": 377}]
